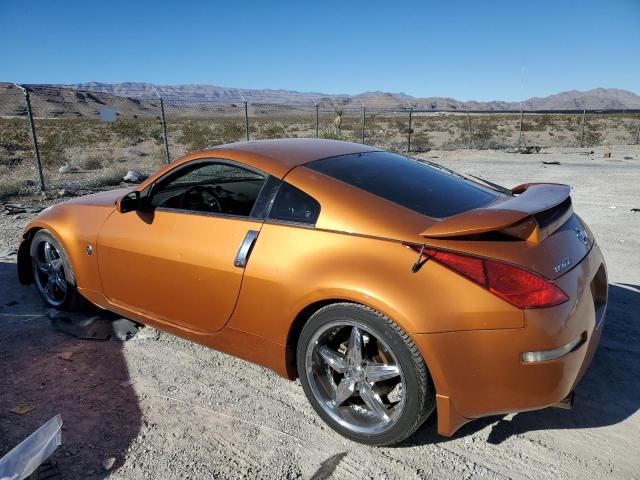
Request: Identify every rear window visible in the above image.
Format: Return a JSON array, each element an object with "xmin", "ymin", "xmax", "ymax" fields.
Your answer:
[{"xmin": 307, "ymin": 151, "xmax": 499, "ymax": 218}]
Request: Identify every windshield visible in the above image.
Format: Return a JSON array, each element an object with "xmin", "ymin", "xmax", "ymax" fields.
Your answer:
[{"xmin": 307, "ymin": 151, "xmax": 502, "ymax": 219}]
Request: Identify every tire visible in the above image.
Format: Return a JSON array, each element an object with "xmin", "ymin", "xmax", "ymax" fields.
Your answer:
[
  {"xmin": 29, "ymin": 229, "xmax": 85, "ymax": 311},
  {"xmin": 297, "ymin": 302, "xmax": 435, "ymax": 446}
]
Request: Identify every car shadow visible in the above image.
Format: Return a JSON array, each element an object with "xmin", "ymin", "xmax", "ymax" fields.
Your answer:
[
  {"xmin": 0, "ymin": 261, "xmax": 142, "ymax": 478},
  {"xmin": 403, "ymin": 283, "xmax": 640, "ymax": 447}
]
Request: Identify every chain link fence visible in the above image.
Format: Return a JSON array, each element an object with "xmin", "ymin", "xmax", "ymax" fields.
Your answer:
[{"xmin": 1, "ymin": 83, "xmax": 639, "ymax": 197}]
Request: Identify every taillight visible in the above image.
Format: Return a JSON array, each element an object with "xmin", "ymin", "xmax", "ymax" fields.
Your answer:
[{"xmin": 404, "ymin": 244, "xmax": 568, "ymax": 309}]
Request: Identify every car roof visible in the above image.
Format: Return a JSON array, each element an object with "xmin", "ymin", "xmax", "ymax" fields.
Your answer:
[
  {"xmin": 203, "ymin": 138, "xmax": 382, "ymax": 178},
  {"xmin": 138, "ymin": 139, "xmax": 382, "ymax": 196}
]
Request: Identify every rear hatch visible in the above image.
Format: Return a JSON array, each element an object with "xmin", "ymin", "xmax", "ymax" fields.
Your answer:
[{"xmin": 420, "ymin": 183, "xmax": 593, "ymax": 280}]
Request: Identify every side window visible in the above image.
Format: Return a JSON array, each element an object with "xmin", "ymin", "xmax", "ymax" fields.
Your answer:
[
  {"xmin": 150, "ymin": 161, "xmax": 265, "ymax": 217},
  {"xmin": 268, "ymin": 182, "xmax": 320, "ymax": 225}
]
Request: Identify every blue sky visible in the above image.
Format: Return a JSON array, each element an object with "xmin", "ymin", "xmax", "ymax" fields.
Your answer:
[{"xmin": 1, "ymin": 0, "xmax": 638, "ymax": 101}]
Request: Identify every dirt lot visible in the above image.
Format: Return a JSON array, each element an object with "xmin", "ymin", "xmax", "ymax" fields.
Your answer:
[{"xmin": 1, "ymin": 146, "xmax": 639, "ymax": 479}]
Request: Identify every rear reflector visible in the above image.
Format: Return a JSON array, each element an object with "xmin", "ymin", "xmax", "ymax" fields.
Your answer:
[
  {"xmin": 404, "ymin": 244, "xmax": 569, "ymax": 309},
  {"xmin": 521, "ymin": 335, "xmax": 585, "ymax": 363}
]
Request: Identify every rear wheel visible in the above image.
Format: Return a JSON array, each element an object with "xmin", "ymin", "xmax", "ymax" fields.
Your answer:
[
  {"xmin": 297, "ymin": 303, "xmax": 435, "ymax": 446},
  {"xmin": 30, "ymin": 230, "xmax": 84, "ymax": 311}
]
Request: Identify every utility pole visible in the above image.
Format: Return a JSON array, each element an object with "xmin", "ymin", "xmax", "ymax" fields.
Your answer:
[
  {"xmin": 244, "ymin": 101, "xmax": 249, "ymax": 141},
  {"xmin": 15, "ymin": 84, "xmax": 45, "ymax": 191},
  {"xmin": 407, "ymin": 107, "xmax": 413, "ymax": 152},
  {"xmin": 239, "ymin": 92, "xmax": 249, "ymax": 141},
  {"xmin": 153, "ymin": 87, "xmax": 170, "ymax": 164},
  {"xmin": 517, "ymin": 108, "xmax": 524, "ymax": 150},
  {"xmin": 466, "ymin": 109, "xmax": 472, "ymax": 149}
]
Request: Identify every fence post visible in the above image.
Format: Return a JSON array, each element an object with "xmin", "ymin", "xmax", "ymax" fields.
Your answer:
[
  {"xmin": 159, "ymin": 97, "xmax": 170, "ymax": 164},
  {"xmin": 635, "ymin": 116, "xmax": 640, "ymax": 145},
  {"xmin": 466, "ymin": 109, "xmax": 472, "ymax": 149},
  {"xmin": 407, "ymin": 107, "xmax": 413, "ymax": 152},
  {"xmin": 361, "ymin": 106, "xmax": 366, "ymax": 144},
  {"xmin": 314, "ymin": 102, "xmax": 319, "ymax": 138},
  {"xmin": 17, "ymin": 85, "xmax": 45, "ymax": 192},
  {"xmin": 244, "ymin": 100, "xmax": 250, "ymax": 141},
  {"xmin": 517, "ymin": 109, "xmax": 524, "ymax": 150},
  {"xmin": 580, "ymin": 109, "xmax": 586, "ymax": 147}
]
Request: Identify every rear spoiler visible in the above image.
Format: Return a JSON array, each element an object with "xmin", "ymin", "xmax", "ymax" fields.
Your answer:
[{"xmin": 420, "ymin": 183, "xmax": 571, "ymax": 243}]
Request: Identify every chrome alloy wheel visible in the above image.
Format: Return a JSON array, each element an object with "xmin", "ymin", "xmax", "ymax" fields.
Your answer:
[
  {"xmin": 32, "ymin": 239, "xmax": 67, "ymax": 307},
  {"xmin": 305, "ymin": 320, "xmax": 406, "ymax": 434}
]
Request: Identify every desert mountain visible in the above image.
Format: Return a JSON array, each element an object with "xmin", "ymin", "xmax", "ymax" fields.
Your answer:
[
  {"xmin": 0, "ymin": 82, "xmax": 638, "ymax": 118},
  {"xmin": 57, "ymin": 83, "xmax": 640, "ymax": 110}
]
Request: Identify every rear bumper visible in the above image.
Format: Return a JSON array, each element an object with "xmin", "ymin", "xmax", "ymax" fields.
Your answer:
[{"xmin": 414, "ymin": 244, "xmax": 607, "ymax": 436}]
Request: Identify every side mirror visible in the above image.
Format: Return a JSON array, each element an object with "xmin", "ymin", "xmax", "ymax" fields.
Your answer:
[{"xmin": 117, "ymin": 191, "xmax": 140, "ymax": 213}]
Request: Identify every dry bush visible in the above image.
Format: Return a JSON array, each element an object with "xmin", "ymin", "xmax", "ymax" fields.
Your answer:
[
  {"xmin": 78, "ymin": 154, "xmax": 106, "ymax": 170},
  {"xmin": 411, "ymin": 132, "xmax": 431, "ymax": 152},
  {"xmin": 257, "ymin": 122, "xmax": 286, "ymax": 139}
]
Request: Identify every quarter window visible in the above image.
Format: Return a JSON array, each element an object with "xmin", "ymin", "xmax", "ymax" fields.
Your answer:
[{"xmin": 268, "ymin": 182, "xmax": 320, "ymax": 225}]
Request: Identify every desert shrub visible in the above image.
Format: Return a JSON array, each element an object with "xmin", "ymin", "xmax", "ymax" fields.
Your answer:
[
  {"xmin": 221, "ymin": 121, "xmax": 245, "ymax": 143},
  {"xmin": 562, "ymin": 115, "xmax": 581, "ymax": 132},
  {"xmin": 472, "ymin": 119, "xmax": 494, "ymax": 142},
  {"xmin": 366, "ymin": 114, "xmax": 380, "ymax": 132},
  {"xmin": 149, "ymin": 127, "xmax": 163, "ymax": 145},
  {"xmin": 111, "ymin": 120, "xmax": 145, "ymax": 144},
  {"xmin": 351, "ymin": 123, "xmax": 365, "ymax": 141},
  {"xmin": 257, "ymin": 122, "xmax": 286, "ymax": 139},
  {"xmin": 411, "ymin": 132, "xmax": 431, "ymax": 152},
  {"xmin": 0, "ymin": 146, "xmax": 17, "ymax": 166},
  {"xmin": 77, "ymin": 154, "xmax": 106, "ymax": 170},
  {"xmin": 536, "ymin": 114, "xmax": 553, "ymax": 130},
  {"xmin": 319, "ymin": 128, "xmax": 343, "ymax": 140},
  {"xmin": 581, "ymin": 123, "xmax": 603, "ymax": 146},
  {"xmin": 39, "ymin": 135, "xmax": 66, "ymax": 166},
  {"xmin": 623, "ymin": 115, "xmax": 640, "ymax": 142},
  {"xmin": 84, "ymin": 166, "xmax": 129, "ymax": 189},
  {"xmin": 0, "ymin": 119, "xmax": 31, "ymax": 152},
  {"xmin": 0, "ymin": 164, "xmax": 33, "ymax": 198},
  {"xmin": 391, "ymin": 117, "xmax": 411, "ymax": 133},
  {"xmin": 178, "ymin": 122, "xmax": 218, "ymax": 150}
]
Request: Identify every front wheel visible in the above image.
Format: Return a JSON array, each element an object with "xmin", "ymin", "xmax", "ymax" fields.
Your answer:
[
  {"xmin": 30, "ymin": 229, "xmax": 85, "ymax": 311},
  {"xmin": 297, "ymin": 303, "xmax": 435, "ymax": 446}
]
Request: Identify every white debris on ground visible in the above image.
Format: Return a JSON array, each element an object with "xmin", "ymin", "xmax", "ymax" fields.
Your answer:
[{"xmin": 123, "ymin": 170, "xmax": 146, "ymax": 183}]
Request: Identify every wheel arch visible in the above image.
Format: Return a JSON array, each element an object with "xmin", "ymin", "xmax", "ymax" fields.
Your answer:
[
  {"xmin": 285, "ymin": 298, "xmax": 346, "ymax": 379},
  {"xmin": 284, "ymin": 296, "xmax": 430, "ymax": 381},
  {"xmin": 17, "ymin": 221, "xmax": 79, "ymax": 286},
  {"xmin": 17, "ymin": 226, "xmax": 42, "ymax": 285}
]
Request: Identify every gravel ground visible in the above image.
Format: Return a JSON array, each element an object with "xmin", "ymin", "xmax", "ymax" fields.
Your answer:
[{"xmin": 0, "ymin": 146, "xmax": 639, "ymax": 479}]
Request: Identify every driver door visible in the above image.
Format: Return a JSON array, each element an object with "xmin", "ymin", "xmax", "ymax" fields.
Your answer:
[{"xmin": 97, "ymin": 159, "xmax": 267, "ymax": 334}]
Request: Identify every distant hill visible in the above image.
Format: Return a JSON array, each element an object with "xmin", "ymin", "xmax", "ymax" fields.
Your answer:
[
  {"xmin": 1, "ymin": 82, "xmax": 639, "ymax": 118},
  {"xmin": 56, "ymin": 83, "xmax": 640, "ymax": 110}
]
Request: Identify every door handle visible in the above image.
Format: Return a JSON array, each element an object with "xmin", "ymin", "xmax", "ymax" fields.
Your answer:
[{"xmin": 234, "ymin": 230, "xmax": 259, "ymax": 268}]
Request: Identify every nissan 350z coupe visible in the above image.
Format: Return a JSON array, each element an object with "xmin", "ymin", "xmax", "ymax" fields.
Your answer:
[{"xmin": 17, "ymin": 139, "xmax": 607, "ymax": 445}]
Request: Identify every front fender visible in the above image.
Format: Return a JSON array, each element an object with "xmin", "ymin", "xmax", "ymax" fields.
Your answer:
[{"xmin": 19, "ymin": 202, "xmax": 116, "ymax": 294}]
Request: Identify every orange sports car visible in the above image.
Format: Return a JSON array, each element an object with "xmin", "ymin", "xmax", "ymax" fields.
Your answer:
[{"xmin": 17, "ymin": 139, "xmax": 607, "ymax": 446}]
